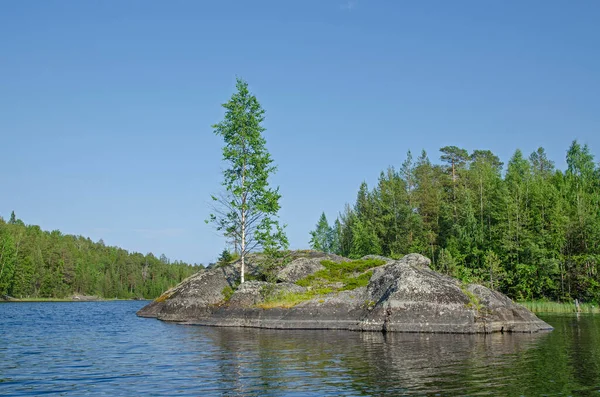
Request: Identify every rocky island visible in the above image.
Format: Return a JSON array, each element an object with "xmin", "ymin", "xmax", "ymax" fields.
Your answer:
[{"xmin": 137, "ymin": 252, "xmax": 552, "ymax": 334}]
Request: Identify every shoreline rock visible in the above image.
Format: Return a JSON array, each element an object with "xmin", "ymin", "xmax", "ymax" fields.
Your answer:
[
  {"xmin": 71, "ymin": 295, "xmax": 101, "ymax": 301},
  {"xmin": 137, "ymin": 252, "xmax": 553, "ymax": 334}
]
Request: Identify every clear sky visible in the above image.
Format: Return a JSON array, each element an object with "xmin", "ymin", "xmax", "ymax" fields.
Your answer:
[{"xmin": 1, "ymin": 1, "xmax": 598, "ymax": 265}]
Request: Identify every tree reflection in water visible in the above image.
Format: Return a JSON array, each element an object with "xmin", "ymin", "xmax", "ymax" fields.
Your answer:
[{"xmin": 190, "ymin": 324, "xmax": 566, "ymax": 395}]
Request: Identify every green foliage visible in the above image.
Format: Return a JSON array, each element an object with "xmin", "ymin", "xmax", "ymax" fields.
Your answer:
[
  {"xmin": 208, "ymin": 78, "xmax": 288, "ymax": 283},
  {"xmin": 309, "ymin": 212, "xmax": 334, "ymax": 253},
  {"xmin": 222, "ymin": 285, "xmax": 235, "ymax": 302},
  {"xmin": 257, "ymin": 242, "xmax": 291, "ymax": 283},
  {"xmin": 0, "ymin": 214, "xmax": 199, "ymax": 299},
  {"xmin": 329, "ymin": 219, "xmax": 342, "ymax": 255},
  {"xmin": 436, "ymin": 248, "xmax": 457, "ymax": 277},
  {"xmin": 261, "ymin": 258, "xmax": 385, "ymax": 309},
  {"xmin": 296, "ymin": 259, "xmax": 384, "ymax": 290},
  {"xmin": 322, "ymin": 141, "xmax": 600, "ymax": 303},
  {"xmin": 340, "ymin": 271, "xmax": 373, "ymax": 291},
  {"xmin": 484, "ymin": 250, "xmax": 505, "ymax": 290},
  {"xmin": 217, "ymin": 249, "xmax": 234, "ymax": 265},
  {"xmin": 216, "ymin": 249, "xmax": 240, "ymax": 268},
  {"xmin": 350, "ymin": 220, "xmax": 382, "ymax": 259},
  {"xmin": 519, "ymin": 300, "xmax": 600, "ymax": 314},
  {"xmin": 461, "ymin": 285, "xmax": 483, "ymax": 311},
  {"xmin": 258, "ymin": 289, "xmax": 323, "ymax": 309},
  {"xmin": 0, "ymin": 228, "xmax": 16, "ymax": 295}
]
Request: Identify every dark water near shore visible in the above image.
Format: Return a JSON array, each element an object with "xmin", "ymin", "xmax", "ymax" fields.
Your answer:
[{"xmin": 1, "ymin": 301, "xmax": 599, "ymax": 396}]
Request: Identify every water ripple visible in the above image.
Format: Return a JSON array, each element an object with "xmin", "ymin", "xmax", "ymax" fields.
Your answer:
[{"xmin": 1, "ymin": 302, "xmax": 599, "ymax": 395}]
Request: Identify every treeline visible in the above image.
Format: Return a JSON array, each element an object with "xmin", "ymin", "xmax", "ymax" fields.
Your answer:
[
  {"xmin": 0, "ymin": 213, "xmax": 201, "ymax": 299},
  {"xmin": 310, "ymin": 141, "xmax": 600, "ymax": 303}
]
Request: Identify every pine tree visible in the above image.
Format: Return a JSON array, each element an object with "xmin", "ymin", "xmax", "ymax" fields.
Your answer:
[{"xmin": 440, "ymin": 146, "xmax": 470, "ymax": 221}]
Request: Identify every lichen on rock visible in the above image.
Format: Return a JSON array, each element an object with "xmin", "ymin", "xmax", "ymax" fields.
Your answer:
[{"xmin": 276, "ymin": 258, "xmax": 325, "ymax": 283}]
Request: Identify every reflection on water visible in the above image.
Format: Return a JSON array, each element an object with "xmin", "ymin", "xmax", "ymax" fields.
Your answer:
[
  {"xmin": 0, "ymin": 301, "xmax": 599, "ymax": 396},
  {"xmin": 199, "ymin": 327, "xmax": 552, "ymax": 396}
]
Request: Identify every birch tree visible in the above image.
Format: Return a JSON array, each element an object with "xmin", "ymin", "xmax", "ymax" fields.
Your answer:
[{"xmin": 208, "ymin": 78, "xmax": 287, "ymax": 283}]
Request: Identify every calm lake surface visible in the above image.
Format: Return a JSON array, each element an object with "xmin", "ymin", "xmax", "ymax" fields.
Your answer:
[{"xmin": 1, "ymin": 301, "xmax": 599, "ymax": 396}]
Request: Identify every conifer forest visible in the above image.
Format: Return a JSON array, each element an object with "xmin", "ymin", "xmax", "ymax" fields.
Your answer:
[
  {"xmin": 0, "ymin": 213, "xmax": 198, "ymax": 299},
  {"xmin": 310, "ymin": 142, "xmax": 600, "ymax": 303}
]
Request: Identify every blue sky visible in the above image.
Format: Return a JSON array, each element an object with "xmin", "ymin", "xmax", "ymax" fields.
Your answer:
[{"xmin": 1, "ymin": 1, "xmax": 598, "ymax": 265}]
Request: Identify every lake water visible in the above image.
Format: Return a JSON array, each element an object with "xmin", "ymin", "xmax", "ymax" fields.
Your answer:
[{"xmin": 1, "ymin": 301, "xmax": 599, "ymax": 396}]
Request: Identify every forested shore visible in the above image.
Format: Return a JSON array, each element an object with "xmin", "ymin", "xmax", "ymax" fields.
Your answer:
[
  {"xmin": 0, "ymin": 213, "xmax": 200, "ymax": 299},
  {"xmin": 310, "ymin": 141, "xmax": 600, "ymax": 303}
]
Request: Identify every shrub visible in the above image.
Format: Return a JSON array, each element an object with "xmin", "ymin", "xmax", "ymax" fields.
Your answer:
[{"xmin": 222, "ymin": 285, "xmax": 235, "ymax": 302}]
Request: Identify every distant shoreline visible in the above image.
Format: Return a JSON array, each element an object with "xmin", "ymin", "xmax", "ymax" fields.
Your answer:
[{"xmin": 1, "ymin": 296, "xmax": 150, "ymax": 303}]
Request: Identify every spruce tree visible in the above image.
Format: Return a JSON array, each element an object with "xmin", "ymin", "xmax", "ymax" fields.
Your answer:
[{"xmin": 309, "ymin": 212, "xmax": 332, "ymax": 253}]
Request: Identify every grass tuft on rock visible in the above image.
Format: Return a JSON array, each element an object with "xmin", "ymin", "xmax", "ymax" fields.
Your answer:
[
  {"xmin": 257, "ymin": 258, "xmax": 385, "ymax": 309},
  {"xmin": 296, "ymin": 258, "xmax": 385, "ymax": 289},
  {"xmin": 257, "ymin": 288, "xmax": 333, "ymax": 309},
  {"xmin": 222, "ymin": 286, "xmax": 235, "ymax": 302},
  {"xmin": 460, "ymin": 285, "xmax": 483, "ymax": 311}
]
